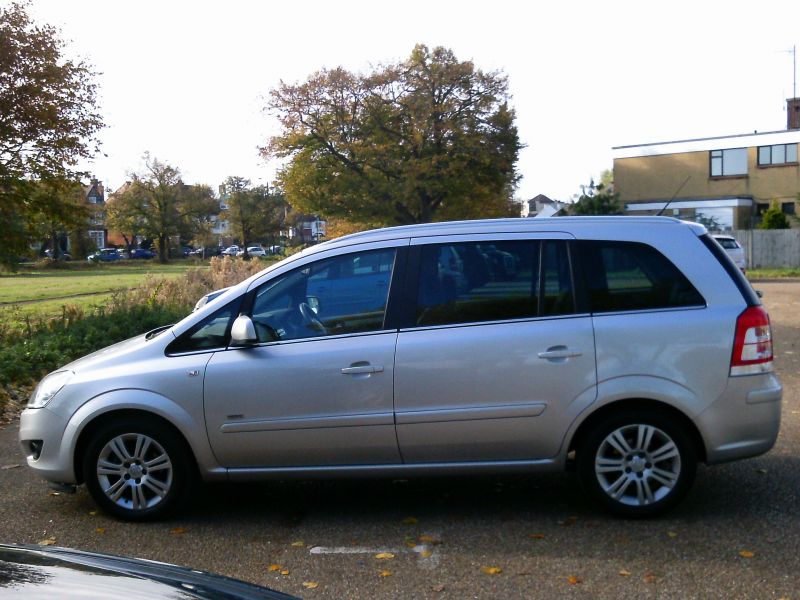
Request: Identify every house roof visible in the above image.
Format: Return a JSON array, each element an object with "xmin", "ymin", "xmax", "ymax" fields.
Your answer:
[{"xmin": 613, "ymin": 129, "xmax": 800, "ymax": 159}]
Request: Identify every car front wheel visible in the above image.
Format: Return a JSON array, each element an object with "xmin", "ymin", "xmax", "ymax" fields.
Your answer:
[
  {"xmin": 83, "ymin": 418, "xmax": 193, "ymax": 521},
  {"xmin": 577, "ymin": 410, "xmax": 697, "ymax": 518}
]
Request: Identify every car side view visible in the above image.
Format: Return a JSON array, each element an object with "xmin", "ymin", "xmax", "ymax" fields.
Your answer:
[{"xmin": 19, "ymin": 217, "xmax": 782, "ymax": 520}]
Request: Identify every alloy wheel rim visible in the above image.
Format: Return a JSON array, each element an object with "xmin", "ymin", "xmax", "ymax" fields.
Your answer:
[
  {"xmin": 96, "ymin": 433, "xmax": 173, "ymax": 511},
  {"xmin": 594, "ymin": 424, "xmax": 681, "ymax": 507}
]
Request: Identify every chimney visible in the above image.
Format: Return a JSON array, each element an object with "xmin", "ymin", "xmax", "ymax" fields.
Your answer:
[{"xmin": 788, "ymin": 98, "xmax": 800, "ymax": 130}]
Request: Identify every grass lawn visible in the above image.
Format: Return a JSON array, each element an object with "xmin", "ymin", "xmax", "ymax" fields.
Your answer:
[
  {"xmin": 748, "ymin": 268, "xmax": 800, "ymax": 279},
  {"xmin": 0, "ymin": 261, "xmax": 204, "ymax": 326}
]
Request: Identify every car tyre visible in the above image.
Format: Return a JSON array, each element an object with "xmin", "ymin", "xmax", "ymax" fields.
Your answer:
[
  {"xmin": 83, "ymin": 417, "xmax": 194, "ymax": 521},
  {"xmin": 577, "ymin": 410, "xmax": 697, "ymax": 518}
]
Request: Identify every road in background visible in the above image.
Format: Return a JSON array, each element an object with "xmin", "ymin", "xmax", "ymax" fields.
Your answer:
[{"xmin": 1, "ymin": 281, "xmax": 798, "ymax": 599}]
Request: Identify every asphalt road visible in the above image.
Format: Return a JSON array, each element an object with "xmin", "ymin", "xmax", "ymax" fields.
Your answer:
[{"xmin": 1, "ymin": 281, "xmax": 798, "ymax": 599}]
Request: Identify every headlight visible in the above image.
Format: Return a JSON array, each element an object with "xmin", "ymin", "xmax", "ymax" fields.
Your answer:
[{"xmin": 28, "ymin": 370, "xmax": 74, "ymax": 409}]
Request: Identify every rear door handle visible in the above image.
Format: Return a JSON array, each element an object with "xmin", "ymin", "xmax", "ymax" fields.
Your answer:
[
  {"xmin": 537, "ymin": 347, "xmax": 582, "ymax": 360},
  {"xmin": 341, "ymin": 364, "xmax": 384, "ymax": 375}
]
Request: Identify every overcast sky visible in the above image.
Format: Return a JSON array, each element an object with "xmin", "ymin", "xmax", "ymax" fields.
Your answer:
[{"xmin": 24, "ymin": 0, "xmax": 800, "ymax": 202}]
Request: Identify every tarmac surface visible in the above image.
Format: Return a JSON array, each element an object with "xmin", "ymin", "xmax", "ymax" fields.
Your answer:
[{"xmin": 1, "ymin": 281, "xmax": 798, "ymax": 599}]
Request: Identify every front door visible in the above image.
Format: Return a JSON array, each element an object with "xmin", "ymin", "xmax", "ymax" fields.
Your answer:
[{"xmin": 203, "ymin": 246, "xmax": 402, "ymax": 468}]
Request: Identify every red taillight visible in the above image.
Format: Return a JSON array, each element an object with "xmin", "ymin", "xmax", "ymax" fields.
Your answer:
[{"xmin": 730, "ymin": 306, "xmax": 773, "ymax": 376}]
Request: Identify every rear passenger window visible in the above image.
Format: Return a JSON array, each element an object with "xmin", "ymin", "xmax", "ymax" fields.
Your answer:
[
  {"xmin": 415, "ymin": 240, "xmax": 574, "ymax": 326},
  {"xmin": 577, "ymin": 241, "xmax": 704, "ymax": 313}
]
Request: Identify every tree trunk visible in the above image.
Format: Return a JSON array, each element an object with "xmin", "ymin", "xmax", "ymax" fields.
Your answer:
[{"xmin": 158, "ymin": 234, "xmax": 168, "ymax": 263}]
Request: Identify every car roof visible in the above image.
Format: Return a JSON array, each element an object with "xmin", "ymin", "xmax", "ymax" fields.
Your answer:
[{"xmin": 314, "ymin": 216, "xmax": 706, "ymax": 251}]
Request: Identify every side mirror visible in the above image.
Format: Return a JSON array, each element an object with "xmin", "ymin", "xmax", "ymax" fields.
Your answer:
[{"xmin": 230, "ymin": 315, "xmax": 258, "ymax": 346}]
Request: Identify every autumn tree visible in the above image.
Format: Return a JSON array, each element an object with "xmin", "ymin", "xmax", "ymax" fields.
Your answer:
[
  {"xmin": 265, "ymin": 44, "xmax": 521, "ymax": 226},
  {"xmin": 27, "ymin": 177, "xmax": 89, "ymax": 258},
  {"xmin": 0, "ymin": 2, "xmax": 103, "ymax": 265},
  {"xmin": 569, "ymin": 178, "xmax": 624, "ymax": 216},
  {"xmin": 107, "ymin": 156, "xmax": 217, "ymax": 263},
  {"xmin": 222, "ymin": 176, "xmax": 286, "ymax": 258}
]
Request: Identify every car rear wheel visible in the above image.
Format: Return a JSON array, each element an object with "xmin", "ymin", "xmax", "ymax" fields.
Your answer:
[
  {"xmin": 577, "ymin": 410, "xmax": 697, "ymax": 518},
  {"xmin": 83, "ymin": 418, "xmax": 193, "ymax": 521}
]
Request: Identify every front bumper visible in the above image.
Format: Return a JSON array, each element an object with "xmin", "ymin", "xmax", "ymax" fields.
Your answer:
[
  {"xmin": 18, "ymin": 407, "xmax": 77, "ymax": 484},
  {"xmin": 697, "ymin": 372, "xmax": 782, "ymax": 464}
]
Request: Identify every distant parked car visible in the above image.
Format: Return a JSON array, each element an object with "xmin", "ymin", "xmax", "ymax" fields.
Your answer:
[
  {"xmin": 87, "ymin": 248, "xmax": 123, "ymax": 262},
  {"xmin": 712, "ymin": 235, "xmax": 746, "ymax": 272},
  {"xmin": 267, "ymin": 245, "xmax": 285, "ymax": 255},
  {"xmin": 193, "ymin": 286, "xmax": 232, "ymax": 312},
  {"xmin": 44, "ymin": 249, "xmax": 72, "ymax": 261},
  {"xmin": 0, "ymin": 544, "xmax": 296, "ymax": 599},
  {"xmin": 237, "ymin": 246, "xmax": 267, "ymax": 258},
  {"xmin": 128, "ymin": 248, "xmax": 156, "ymax": 259},
  {"xmin": 221, "ymin": 245, "xmax": 240, "ymax": 256},
  {"xmin": 189, "ymin": 247, "xmax": 221, "ymax": 258}
]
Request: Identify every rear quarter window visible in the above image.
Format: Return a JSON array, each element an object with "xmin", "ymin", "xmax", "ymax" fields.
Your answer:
[{"xmin": 576, "ymin": 241, "xmax": 705, "ymax": 313}]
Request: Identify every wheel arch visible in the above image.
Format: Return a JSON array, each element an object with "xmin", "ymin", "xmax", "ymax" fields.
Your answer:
[
  {"xmin": 567, "ymin": 398, "xmax": 707, "ymax": 463},
  {"xmin": 73, "ymin": 408, "xmax": 198, "ymax": 485}
]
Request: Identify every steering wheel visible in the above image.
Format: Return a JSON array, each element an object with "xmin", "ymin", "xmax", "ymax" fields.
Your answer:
[{"xmin": 298, "ymin": 302, "xmax": 326, "ymax": 334}]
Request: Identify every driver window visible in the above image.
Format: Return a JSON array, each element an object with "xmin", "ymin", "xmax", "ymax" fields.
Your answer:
[{"xmin": 250, "ymin": 248, "xmax": 397, "ymax": 343}]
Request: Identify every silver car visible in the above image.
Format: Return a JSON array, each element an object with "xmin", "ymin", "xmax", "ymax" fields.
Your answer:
[{"xmin": 20, "ymin": 217, "xmax": 782, "ymax": 520}]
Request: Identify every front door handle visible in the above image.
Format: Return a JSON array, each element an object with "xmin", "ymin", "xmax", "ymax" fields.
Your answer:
[
  {"xmin": 341, "ymin": 364, "xmax": 384, "ymax": 375},
  {"xmin": 538, "ymin": 347, "xmax": 582, "ymax": 360}
]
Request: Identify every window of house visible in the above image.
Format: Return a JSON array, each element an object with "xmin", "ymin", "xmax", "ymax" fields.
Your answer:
[
  {"xmin": 414, "ymin": 240, "xmax": 574, "ymax": 327},
  {"xmin": 758, "ymin": 143, "xmax": 798, "ymax": 166},
  {"xmin": 576, "ymin": 241, "xmax": 705, "ymax": 313},
  {"xmin": 710, "ymin": 148, "xmax": 747, "ymax": 177},
  {"xmin": 782, "ymin": 202, "xmax": 796, "ymax": 215}
]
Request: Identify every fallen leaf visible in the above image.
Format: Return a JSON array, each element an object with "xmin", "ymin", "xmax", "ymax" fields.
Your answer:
[
  {"xmin": 419, "ymin": 534, "xmax": 439, "ymax": 543},
  {"xmin": 644, "ymin": 572, "xmax": 658, "ymax": 583},
  {"xmin": 619, "ymin": 570, "xmax": 632, "ymax": 577},
  {"xmin": 528, "ymin": 533, "xmax": 545, "ymax": 540},
  {"xmin": 480, "ymin": 566, "xmax": 502, "ymax": 575},
  {"xmin": 420, "ymin": 549, "xmax": 433, "ymax": 558},
  {"xmin": 379, "ymin": 570, "xmax": 392, "ymax": 577},
  {"xmin": 374, "ymin": 552, "xmax": 395, "ymax": 560},
  {"xmin": 267, "ymin": 564, "xmax": 282, "ymax": 572},
  {"xmin": 667, "ymin": 531, "xmax": 678, "ymax": 538},
  {"xmin": 567, "ymin": 575, "xmax": 582, "ymax": 585},
  {"xmin": 169, "ymin": 527, "xmax": 187, "ymax": 535},
  {"xmin": 88, "ymin": 511, "xmax": 98, "ymax": 516},
  {"xmin": 432, "ymin": 583, "xmax": 446, "ymax": 592},
  {"xmin": 0, "ymin": 464, "xmax": 20, "ymax": 470},
  {"xmin": 302, "ymin": 581, "xmax": 319, "ymax": 589},
  {"xmin": 739, "ymin": 550, "xmax": 755, "ymax": 558},
  {"xmin": 38, "ymin": 538, "xmax": 56, "ymax": 546},
  {"xmin": 95, "ymin": 527, "xmax": 105, "ymax": 535},
  {"xmin": 405, "ymin": 540, "xmax": 417, "ymax": 548},
  {"xmin": 402, "ymin": 517, "xmax": 418, "ymax": 525},
  {"xmin": 290, "ymin": 541, "xmax": 304, "ymax": 547},
  {"xmin": 280, "ymin": 569, "xmax": 290, "ymax": 576},
  {"xmin": 48, "ymin": 491, "xmax": 60, "ymax": 496}
]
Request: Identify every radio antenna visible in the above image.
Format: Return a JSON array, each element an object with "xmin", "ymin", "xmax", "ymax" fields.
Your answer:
[{"xmin": 656, "ymin": 175, "xmax": 692, "ymax": 216}]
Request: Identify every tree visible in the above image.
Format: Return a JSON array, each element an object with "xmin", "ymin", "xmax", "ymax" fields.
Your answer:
[
  {"xmin": 0, "ymin": 2, "xmax": 103, "ymax": 265},
  {"xmin": 222, "ymin": 176, "xmax": 286, "ymax": 258},
  {"xmin": 264, "ymin": 44, "xmax": 521, "ymax": 226},
  {"xmin": 107, "ymin": 155, "xmax": 218, "ymax": 263},
  {"xmin": 28, "ymin": 177, "xmax": 89, "ymax": 258},
  {"xmin": 570, "ymin": 178, "xmax": 624, "ymax": 216},
  {"xmin": 758, "ymin": 205, "xmax": 790, "ymax": 229}
]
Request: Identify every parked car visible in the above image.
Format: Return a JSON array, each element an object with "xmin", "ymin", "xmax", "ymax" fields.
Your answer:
[
  {"xmin": 712, "ymin": 234, "xmax": 746, "ymax": 272},
  {"xmin": 0, "ymin": 544, "xmax": 296, "ymax": 599},
  {"xmin": 86, "ymin": 248, "xmax": 123, "ymax": 262},
  {"xmin": 20, "ymin": 217, "xmax": 781, "ymax": 520},
  {"xmin": 189, "ymin": 247, "xmax": 223, "ymax": 258},
  {"xmin": 128, "ymin": 248, "xmax": 156, "ymax": 259},
  {"xmin": 237, "ymin": 246, "xmax": 268, "ymax": 258},
  {"xmin": 221, "ymin": 245, "xmax": 240, "ymax": 256},
  {"xmin": 44, "ymin": 249, "xmax": 72, "ymax": 261}
]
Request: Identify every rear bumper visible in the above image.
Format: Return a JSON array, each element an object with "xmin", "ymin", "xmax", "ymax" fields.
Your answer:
[{"xmin": 696, "ymin": 373, "xmax": 782, "ymax": 464}]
